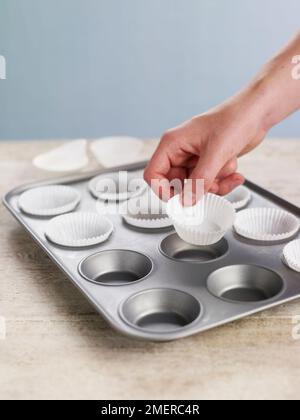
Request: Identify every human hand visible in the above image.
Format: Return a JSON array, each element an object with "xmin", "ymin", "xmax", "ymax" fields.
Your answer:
[
  {"xmin": 144, "ymin": 94, "xmax": 268, "ymax": 204},
  {"xmin": 145, "ymin": 32, "xmax": 300, "ymax": 205}
]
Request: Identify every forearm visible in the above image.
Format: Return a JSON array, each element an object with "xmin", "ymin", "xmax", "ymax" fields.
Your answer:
[{"xmin": 235, "ymin": 32, "xmax": 300, "ymax": 132}]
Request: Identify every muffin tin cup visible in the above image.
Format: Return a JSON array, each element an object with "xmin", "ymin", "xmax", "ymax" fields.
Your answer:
[
  {"xmin": 167, "ymin": 193, "xmax": 236, "ymax": 246},
  {"xmin": 18, "ymin": 185, "xmax": 81, "ymax": 217},
  {"xmin": 119, "ymin": 289, "xmax": 202, "ymax": 334},
  {"xmin": 234, "ymin": 208, "xmax": 299, "ymax": 242},
  {"xmin": 283, "ymin": 239, "xmax": 300, "ymax": 273},
  {"xmin": 78, "ymin": 250, "xmax": 153, "ymax": 286},
  {"xmin": 45, "ymin": 212, "xmax": 113, "ymax": 248},
  {"xmin": 160, "ymin": 233, "xmax": 229, "ymax": 263},
  {"xmin": 172, "ymin": 223, "xmax": 227, "ymax": 247},
  {"xmin": 207, "ymin": 265, "xmax": 284, "ymax": 303}
]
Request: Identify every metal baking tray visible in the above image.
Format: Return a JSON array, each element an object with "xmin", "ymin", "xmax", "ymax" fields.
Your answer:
[{"xmin": 3, "ymin": 161, "xmax": 300, "ymax": 342}]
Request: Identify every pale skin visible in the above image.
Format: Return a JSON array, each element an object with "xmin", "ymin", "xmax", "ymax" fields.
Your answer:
[{"xmin": 144, "ymin": 32, "xmax": 300, "ymax": 204}]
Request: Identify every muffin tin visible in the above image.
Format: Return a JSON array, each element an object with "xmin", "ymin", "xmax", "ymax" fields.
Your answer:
[{"xmin": 3, "ymin": 161, "xmax": 300, "ymax": 342}]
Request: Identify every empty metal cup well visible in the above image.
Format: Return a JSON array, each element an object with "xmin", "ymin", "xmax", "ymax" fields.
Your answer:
[
  {"xmin": 78, "ymin": 250, "xmax": 153, "ymax": 286},
  {"xmin": 160, "ymin": 233, "xmax": 229, "ymax": 263},
  {"xmin": 207, "ymin": 265, "xmax": 284, "ymax": 303},
  {"xmin": 120, "ymin": 289, "xmax": 202, "ymax": 333}
]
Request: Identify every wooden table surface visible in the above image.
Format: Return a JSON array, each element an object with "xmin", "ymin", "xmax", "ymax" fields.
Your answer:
[{"xmin": 0, "ymin": 138, "xmax": 300, "ymax": 400}]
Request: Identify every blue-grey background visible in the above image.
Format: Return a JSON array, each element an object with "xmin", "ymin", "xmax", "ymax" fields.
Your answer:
[{"xmin": 0, "ymin": 0, "xmax": 299, "ymax": 140}]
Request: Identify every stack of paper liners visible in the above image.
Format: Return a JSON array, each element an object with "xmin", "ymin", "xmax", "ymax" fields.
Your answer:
[
  {"xmin": 90, "ymin": 137, "xmax": 145, "ymax": 168},
  {"xmin": 33, "ymin": 140, "xmax": 88, "ymax": 173}
]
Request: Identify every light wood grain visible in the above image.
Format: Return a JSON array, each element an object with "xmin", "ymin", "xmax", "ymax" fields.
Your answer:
[{"xmin": 0, "ymin": 139, "xmax": 299, "ymax": 400}]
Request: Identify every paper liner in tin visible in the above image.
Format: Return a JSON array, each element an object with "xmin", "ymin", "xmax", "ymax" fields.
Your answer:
[
  {"xmin": 224, "ymin": 185, "xmax": 251, "ymax": 210},
  {"xmin": 283, "ymin": 239, "xmax": 300, "ymax": 273},
  {"xmin": 18, "ymin": 185, "xmax": 81, "ymax": 217},
  {"xmin": 89, "ymin": 171, "xmax": 147, "ymax": 202},
  {"xmin": 45, "ymin": 212, "xmax": 113, "ymax": 248},
  {"xmin": 121, "ymin": 189, "xmax": 172, "ymax": 229},
  {"xmin": 234, "ymin": 208, "xmax": 299, "ymax": 242}
]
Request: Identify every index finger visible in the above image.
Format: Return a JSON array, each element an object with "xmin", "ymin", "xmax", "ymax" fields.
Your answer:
[{"xmin": 144, "ymin": 141, "xmax": 172, "ymax": 200}]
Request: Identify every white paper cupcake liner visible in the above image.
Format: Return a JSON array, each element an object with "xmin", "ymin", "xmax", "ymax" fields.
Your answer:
[
  {"xmin": 234, "ymin": 208, "xmax": 299, "ymax": 242},
  {"xmin": 121, "ymin": 190, "xmax": 172, "ymax": 229},
  {"xmin": 224, "ymin": 185, "xmax": 251, "ymax": 210},
  {"xmin": 166, "ymin": 193, "xmax": 236, "ymax": 246},
  {"xmin": 89, "ymin": 171, "xmax": 147, "ymax": 202},
  {"xmin": 122, "ymin": 212, "xmax": 172, "ymax": 229},
  {"xmin": 33, "ymin": 139, "xmax": 88, "ymax": 173},
  {"xmin": 283, "ymin": 239, "xmax": 300, "ymax": 272},
  {"xmin": 45, "ymin": 212, "xmax": 113, "ymax": 248},
  {"xmin": 18, "ymin": 185, "xmax": 81, "ymax": 217},
  {"xmin": 90, "ymin": 137, "xmax": 145, "ymax": 168}
]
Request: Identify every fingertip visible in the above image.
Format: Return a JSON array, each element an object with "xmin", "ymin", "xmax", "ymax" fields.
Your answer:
[
  {"xmin": 232, "ymin": 173, "xmax": 245, "ymax": 185},
  {"xmin": 209, "ymin": 182, "xmax": 219, "ymax": 195},
  {"xmin": 218, "ymin": 173, "xmax": 245, "ymax": 196}
]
